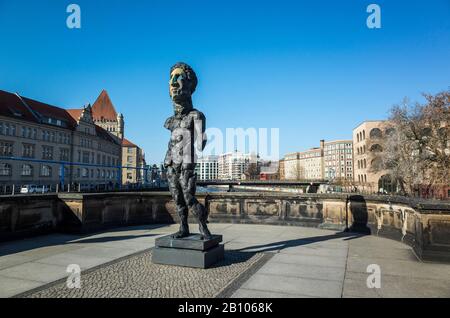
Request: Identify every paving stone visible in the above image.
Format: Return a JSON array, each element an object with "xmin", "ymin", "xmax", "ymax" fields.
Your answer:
[
  {"xmin": 0, "ymin": 262, "xmax": 68, "ymax": 283},
  {"xmin": 231, "ymin": 288, "xmax": 311, "ymax": 298},
  {"xmin": 241, "ymin": 273, "xmax": 343, "ymax": 298},
  {"xmin": 343, "ymin": 271, "xmax": 450, "ymax": 298},
  {"xmin": 257, "ymin": 262, "xmax": 345, "ymax": 282},
  {"xmin": 35, "ymin": 252, "xmax": 111, "ymax": 270},
  {"xmin": 0, "ymin": 276, "xmax": 44, "ymax": 298},
  {"xmin": 271, "ymin": 253, "xmax": 347, "ymax": 268}
]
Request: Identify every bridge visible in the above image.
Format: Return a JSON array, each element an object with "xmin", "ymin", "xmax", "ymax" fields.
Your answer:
[
  {"xmin": 197, "ymin": 180, "xmax": 328, "ymax": 187},
  {"xmin": 196, "ymin": 179, "xmax": 329, "ymax": 192}
]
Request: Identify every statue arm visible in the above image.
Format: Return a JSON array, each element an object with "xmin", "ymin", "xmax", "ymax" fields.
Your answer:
[
  {"xmin": 193, "ymin": 111, "xmax": 207, "ymax": 152},
  {"xmin": 164, "ymin": 116, "xmax": 173, "ymax": 130}
]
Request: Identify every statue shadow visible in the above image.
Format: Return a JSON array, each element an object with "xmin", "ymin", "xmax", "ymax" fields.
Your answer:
[
  {"xmin": 210, "ymin": 231, "xmax": 364, "ymax": 268},
  {"xmin": 228, "ymin": 232, "xmax": 362, "ymax": 255},
  {"xmin": 347, "ymin": 195, "xmax": 371, "ymax": 234},
  {"xmin": 0, "ymin": 224, "xmax": 167, "ymax": 257}
]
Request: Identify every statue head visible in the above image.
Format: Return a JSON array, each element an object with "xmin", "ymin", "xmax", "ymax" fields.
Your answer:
[{"xmin": 169, "ymin": 62, "xmax": 197, "ymax": 114}]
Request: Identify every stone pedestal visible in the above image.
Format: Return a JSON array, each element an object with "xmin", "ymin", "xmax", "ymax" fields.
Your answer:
[{"xmin": 152, "ymin": 234, "xmax": 224, "ymax": 269}]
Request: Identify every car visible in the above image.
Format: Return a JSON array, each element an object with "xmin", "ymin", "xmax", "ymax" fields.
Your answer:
[
  {"xmin": 20, "ymin": 185, "xmax": 51, "ymax": 194},
  {"xmin": 20, "ymin": 184, "xmax": 38, "ymax": 194}
]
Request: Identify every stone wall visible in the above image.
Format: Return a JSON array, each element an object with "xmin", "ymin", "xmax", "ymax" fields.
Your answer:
[{"xmin": 0, "ymin": 192, "xmax": 449, "ymax": 262}]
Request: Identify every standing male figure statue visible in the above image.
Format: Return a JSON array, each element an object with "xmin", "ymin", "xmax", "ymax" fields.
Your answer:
[{"xmin": 164, "ymin": 62, "xmax": 212, "ymax": 240}]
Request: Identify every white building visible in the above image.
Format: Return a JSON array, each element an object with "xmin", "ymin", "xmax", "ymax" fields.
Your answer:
[
  {"xmin": 323, "ymin": 140, "xmax": 353, "ymax": 180},
  {"xmin": 218, "ymin": 151, "xmax": 258, "ymax": 180},
  {"xmin": 283, "ymin": 139, "xmax": 353, "ymax": 181},
  {"xmin": 195, "ymin": 155, "xmax": 219, "ymax": 181}
]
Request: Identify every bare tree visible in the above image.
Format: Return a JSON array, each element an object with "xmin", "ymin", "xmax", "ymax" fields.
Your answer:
[
  {"xmin": 244, "ymin": 162, "xmax": 260, "ymax": 180},
  {"xmin": 370, "ymin": 90, "xmax": 449, "ymax": 196}
]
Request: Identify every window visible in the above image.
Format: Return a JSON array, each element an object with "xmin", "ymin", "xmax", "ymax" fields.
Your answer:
[
  {"xmin": 40, "ymin": 165, "xmax": 52, "ymax": 177},
  {"xmin": 21, "ymin": 164, "xmax": 33, "ymax": 176},
  {"xmin": 0, "ymin": 163, "xmax": 12, "ymax": 176},
  {"xmin": 370, "ymin": 144, "xmax": 383, "ymax": 152},
  {"xmin": 60, "ymin": 148, "xmax": 70, "ymax": 161},
  {"xmin": 22, "ymin": 143, "xmax": 35, "ymax": 158},
  {"xmin": 0, "ymin": 141, "xmax": 13, "ymax": 156},
  {"xmin": 82, "ymin": 168, "xmax": 89, "ymax": 178},
  {"xmin": 370, "ymin": 128, "xmax": 382, "ymax": 139},
  {"xmin": 82, "ymin": 151, "xmax": 90, "ymax": 164},
  {"xmin": 42, "ymin": 146, "xmax": 54, "ymax": 160}
]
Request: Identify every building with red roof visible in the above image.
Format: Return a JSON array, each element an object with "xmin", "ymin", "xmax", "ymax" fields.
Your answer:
[{"xmin": 0, "ymin": 89, "xmax": 122, "ymax": 192}]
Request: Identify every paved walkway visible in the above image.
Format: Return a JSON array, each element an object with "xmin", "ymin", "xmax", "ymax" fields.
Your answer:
[{"xmin": 0, "ymin": 223, "xmax": 449, "ymax": 298}]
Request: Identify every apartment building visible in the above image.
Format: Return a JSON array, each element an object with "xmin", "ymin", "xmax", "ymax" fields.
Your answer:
[
  {"xmin": 218, "ymin": 151, "xmax": 258, "ymax": 180},
  {"xmin": 0, "ymin": 90, "xmax": 122, "ymax": 193},
  {"xmin": 194, "ymin": 155, "xmax": 219, "ymax": 181},
  {"xmin": 323, "ymin": 140, "xmax": 354, "ymax": 180}
]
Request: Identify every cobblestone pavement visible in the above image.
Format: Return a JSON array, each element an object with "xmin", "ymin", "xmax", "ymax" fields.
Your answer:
[
  {"xmin": 20, "ymin": 250, "xmax": 267, "ymax": 298},
  {"xmin": 2, "ymin": 223, "xmax": 450, "ymax": 298}
]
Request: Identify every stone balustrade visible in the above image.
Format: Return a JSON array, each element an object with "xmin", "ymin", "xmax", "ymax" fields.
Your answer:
[{"xmin": 0, "ymin": 192, "xmax": 449, "ymax": 262}]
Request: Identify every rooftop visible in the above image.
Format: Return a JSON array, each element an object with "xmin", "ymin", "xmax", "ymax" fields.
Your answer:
[{"xmin": 91, "ymin": 90, "xmax": 119, "ymax": 122}]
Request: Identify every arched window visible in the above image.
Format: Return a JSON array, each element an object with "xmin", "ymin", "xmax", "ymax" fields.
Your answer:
[
  {"xmin": 370, "ymin": 144, "xmax": 383, "ymax": 152},
  {"xmin": 41, "ymin": 165, "xmax": 52, "ymax": 177},
  {"xmin": 370, "ymin": 128, "xmax": 382, "ymax": 139},
  {"xmin": 357, "ymin": 134, "xmax": 360, "ymax": 143},
  {"xmin": 364, "ymin": 175, "xmax": 367, "ymax": 183},
  {"xmin": 363, "ymin": 145, "xmax": 366, "ymax": 153},
  {"xmin": 378, "ymin": 175, "xmax": 397, "ymax": 193},
  {"xmin": 21, "ymin": 164, "xmax": 33, "ymax": 176},
  {"xmin": 363, "ymin": 159, "xmax": 367, "ymax": 168},
  {"xmin": 82, "ymin": 168, "xmax": 89, "ymax": 178},
  {"xmin": 0, "ymin": 163, "xmax": 12, "ymax": 176},
  {"xmin": 385, "ymin": 128, "xmax": 396, "ymax": 137},
  {"xmin": 371, "ymin": 158, "xmax": 383, "ymax": 170},
  {"xmin": 357, "ymin": 161, "xmax": 360, "ymax": 169},
  {"xmin": 363, "ymin": 130, "xmax": 366, "ymax": 140}
]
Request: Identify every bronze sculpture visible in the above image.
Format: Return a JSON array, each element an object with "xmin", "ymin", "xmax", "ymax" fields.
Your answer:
[{"xmin": 164, "ymin": 62, "xmax": 212, "ymax": 240}]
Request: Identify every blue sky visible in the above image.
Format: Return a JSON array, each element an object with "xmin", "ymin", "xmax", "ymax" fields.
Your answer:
[{"xmin": 0, "ymin": 0, "xmax": 449, "ymax": 163}]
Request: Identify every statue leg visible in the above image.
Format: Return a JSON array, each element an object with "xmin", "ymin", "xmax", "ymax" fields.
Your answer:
[
  {"xmin": 180, "ymin": 169, "xmax": 212, "ymax": 240},
  {"xmin": 167, "ymin": 167, "xmax": 190, "ymax": 238}
]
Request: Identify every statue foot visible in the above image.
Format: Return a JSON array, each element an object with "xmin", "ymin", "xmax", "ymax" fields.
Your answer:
[
  {"xmin": 172, "ymin": 230, "xmax": 190, "ymax": 239},
  {"xmin": 199, "ymin": 226, "xmax": 212, "ymax": 240}
]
